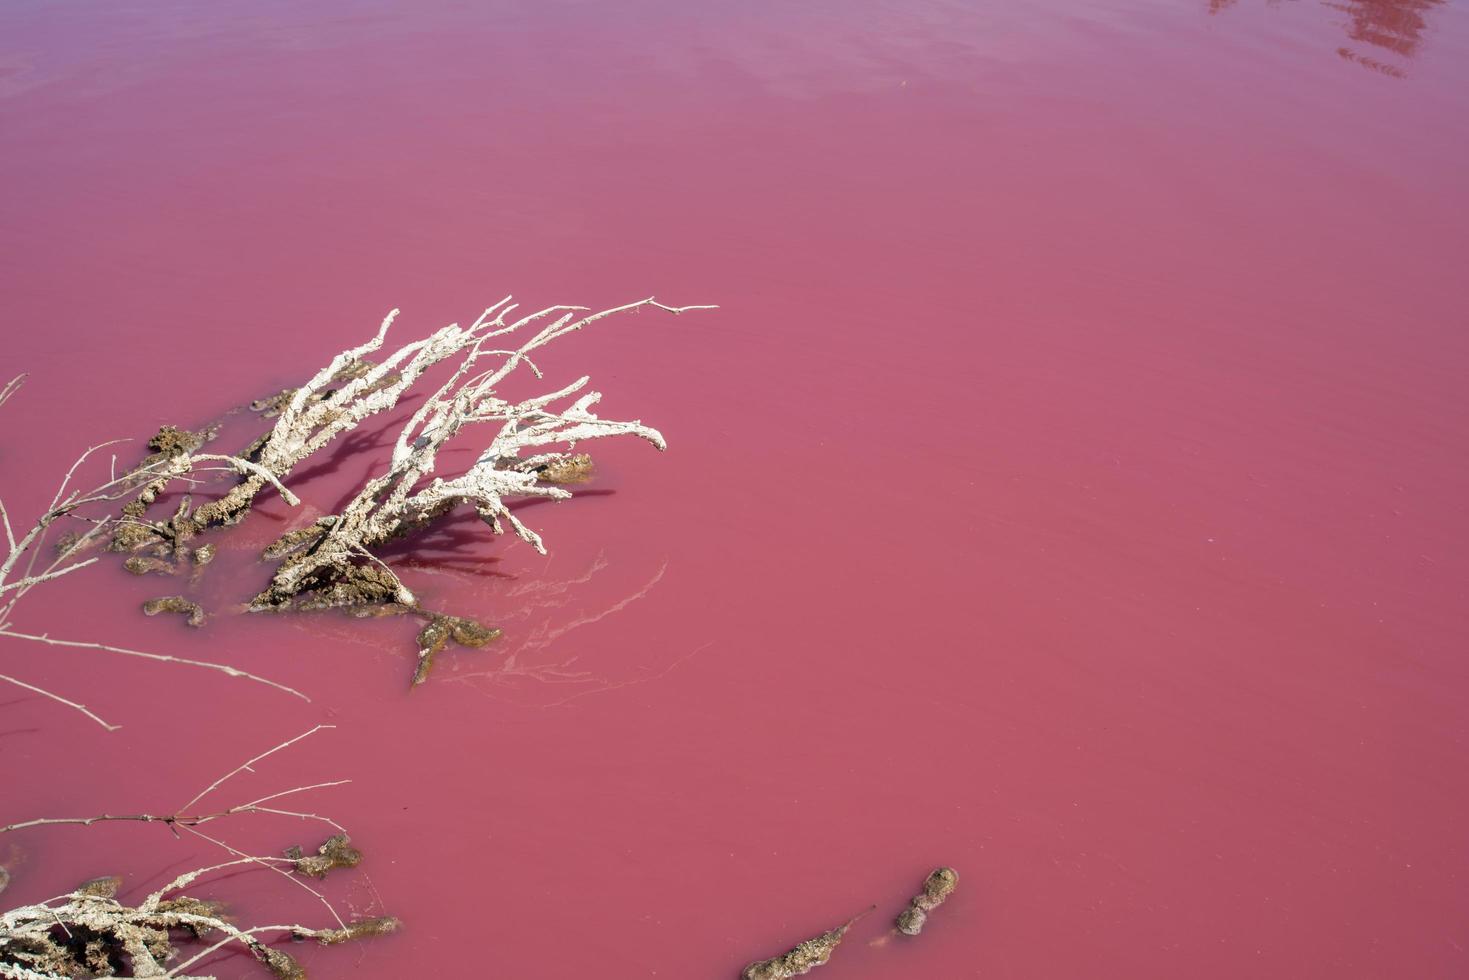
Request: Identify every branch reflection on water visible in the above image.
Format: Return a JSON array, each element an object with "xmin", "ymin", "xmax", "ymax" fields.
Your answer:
[
  {"xmin": 279, "ymin": 534, "xmax": 695, "ymax": 706},
  {"xmin": 1209, "ymin": 0, "xmax": 1446, "ymax": 77}
]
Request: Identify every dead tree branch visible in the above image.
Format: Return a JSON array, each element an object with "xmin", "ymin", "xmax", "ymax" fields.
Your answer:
[{"xmin": 252, "ymin": 297, "xmax": 714, "ymax": 613}]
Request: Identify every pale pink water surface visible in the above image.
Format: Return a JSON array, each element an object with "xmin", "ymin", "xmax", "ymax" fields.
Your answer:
[{"xmin": 3, "ymin": 1, "xmax": 1468, "ymax": 977}]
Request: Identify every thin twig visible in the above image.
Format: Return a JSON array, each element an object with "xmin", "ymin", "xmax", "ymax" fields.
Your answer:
[
  {"xmin": 179, "ymin": 724, "xmax": 335, "ymax": 813},
  {"xmin": 2, "ymin": 727, "xmax": 345, "ymax": 835},
  {"xmin": 0, "ymin": 673, "xmax": 117, "ymax": 731},
  {"xmin": 0, "ymin": 630, "xmax": 308, "ymax": 702}
]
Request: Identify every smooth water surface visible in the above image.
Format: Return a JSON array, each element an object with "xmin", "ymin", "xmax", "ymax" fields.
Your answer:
[{"xmin": 2, "ymin": 1, "xmax": 1467, "ymax": 976}]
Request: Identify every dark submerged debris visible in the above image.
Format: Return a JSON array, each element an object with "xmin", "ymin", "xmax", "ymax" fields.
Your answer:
[
  {"xmin": 741, "ymin": 909, "xmax": 871, "ymax": 980},
  {"xmin": 895, "ymin": 867, "xmax": 958, "ymax": 936},
  {"xmin": 412, "ymin": 614, "xmax": 502, "ymax": 687},
  {"xmin": 286, "ymin": 834, "xmax": 362, "ymax": 878},
  {"xmin": 142, "ymin": 595, "xmax": 206, "ymax": 628}
]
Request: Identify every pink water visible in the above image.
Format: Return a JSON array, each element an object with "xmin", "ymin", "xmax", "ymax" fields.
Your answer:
[{"xmin": 3, "ymin": 1, "xmax": 1468, "ymax": 977}]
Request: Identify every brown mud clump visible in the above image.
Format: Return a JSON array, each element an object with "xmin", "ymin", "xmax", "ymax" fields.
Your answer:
[
  {"xmin": 534, "ymin": 452, "xmax": 595, "ymax": 485},
  {"xmin": 412, "ymin": 614, "xmax": 502, "ymax": 687},
  {"xmin": 147, "ymin": 425, "xmax": 210, "ymax": 458},
  {"xmin": 123, "ymin": 555, "xmax": 174, "ymax": 576},
  {"xmin": 742, "ymin": 909, "xmax": 870, "ymax": 979},
  {"xmin": 896, "ymin": 867, "xmax": 958, "ymax": 936},
  {"xmin": 286, "ymin": 834, "xmax": 362, "ymax": 878},
  {"xmin": 112, "ymin": 499, "xmax": 167, "ymax": 554},
  {"xmin": 142, "ymin": 596, "xmax": 206, "ymax": 628}
]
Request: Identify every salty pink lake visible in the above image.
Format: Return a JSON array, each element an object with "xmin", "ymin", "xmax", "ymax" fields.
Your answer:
[{"xmin": 2, "ymin": 0, "xmax": 1467, "ymax": 977}]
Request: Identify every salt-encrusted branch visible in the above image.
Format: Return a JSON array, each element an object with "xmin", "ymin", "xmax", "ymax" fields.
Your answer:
[
  {"xmin": 0, "ymin": 391, "xmax": 307, "ymax": 729},
  {"xmin": 254, "ymin": 297, "xmax": 713, "ymax": 611},
  {"xmin": 187, "ymin": 302, "xmax": 524, "ymax": 530},
  {"xmin": 0, "ymin": 857, "xmax": 395, "ymax": 980},
  {"xmin": 188, "ymin": 455, "xmax": 300, "ymax": 507},
  {"xmin": 1, "ymin": 726, "xmax": 395, "ymax": 979}
]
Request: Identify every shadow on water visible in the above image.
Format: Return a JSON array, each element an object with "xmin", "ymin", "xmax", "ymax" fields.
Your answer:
[
  {"xmin": 372, "ymin": 490, "xmax": 616, "ymax": 578},
  {"xmin": 1209, "ymin": 0, "xmax": 1447, "ymax": 76}
]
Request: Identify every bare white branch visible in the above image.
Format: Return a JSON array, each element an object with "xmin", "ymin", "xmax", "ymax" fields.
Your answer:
[
  {"xmin": 0, "ymin": 673, "xmax": 117, "ymax": 731},
  {"xmin": 0, "ymin": 630, "xmax": 308, "ymax": 703},
  {"xmin": 179, "ymin": 724, "xmax": 335, "ymax": 814},
  {"xmin": 0, "ymin": 375, "xmax": 24, "ymax": 411},
  {"xmin": 255, "ymin": 296, "xmax": 714, "ymax": 609}
]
